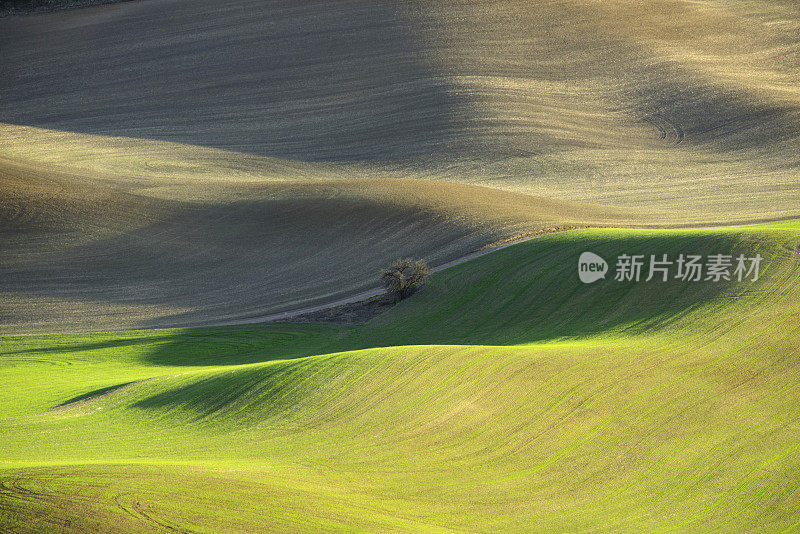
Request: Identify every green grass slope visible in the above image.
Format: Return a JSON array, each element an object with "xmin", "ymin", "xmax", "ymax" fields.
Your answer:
[{"xmin": 2, "ymin": 224, "xmax": 798, "ymax": 531}]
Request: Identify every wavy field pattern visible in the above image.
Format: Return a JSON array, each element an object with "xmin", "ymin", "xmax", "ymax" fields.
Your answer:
[
  {"xmin": 2, "ymin": 0, "xmax": 799, "ymax": 210},
  {"xmin": 2, "ymin": 0, "xmax": 800, "ymax": 330},
  {"xmin": 2, "ymin": 0, "xmax": 800, "ymax": 530},
  {"xmin": 2, "ymin": 226, "xmax": 799, "ymax": 531},
  {"xmin": 0, "ymin": 126, "xmax": 626, "ymax": 333}
]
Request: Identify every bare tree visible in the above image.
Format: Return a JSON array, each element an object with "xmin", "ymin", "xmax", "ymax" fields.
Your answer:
[{"xmin": 380, "ymin": 258, "xmax": 431, "ymax": 301}]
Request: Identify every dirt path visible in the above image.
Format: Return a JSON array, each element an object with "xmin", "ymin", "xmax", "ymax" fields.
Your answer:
[
  {"xmin": 7, "ymin": 220, "xmax": 793, "ymax": 335},
  {"xmin": 188, "ymin": 220, "xmax": 790, "ymax": 329},
  {"xmin": 191, "ymin": 228, "xmax": 579, "ymax": 328}
]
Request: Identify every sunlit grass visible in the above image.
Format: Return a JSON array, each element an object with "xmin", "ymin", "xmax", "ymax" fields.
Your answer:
[{"xmin": 2, "ymin": 225, "xmax": 799, "ymax": 531}]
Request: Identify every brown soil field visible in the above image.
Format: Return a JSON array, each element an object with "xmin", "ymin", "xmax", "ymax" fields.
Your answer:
[{"xmin": 1, "ymin": 0, "xmax": 799, "ymax": 332}]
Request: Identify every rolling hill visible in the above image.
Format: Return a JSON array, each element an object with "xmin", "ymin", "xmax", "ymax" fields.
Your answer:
[
  {"xmin": 2, "ymin": 0, "xmax": 800, "ymax": 331},
  {"xmin": 1, "ymin": 224, "xmax": 799, "ymax": 531},
  {"xmin": 1, "ymin": 0, "xmax": 798, "ymax": 210},
  {"xmin": 0, "ymin": 124, "xmax": 632, "ymax": 333},
  {"xmin": 1, "ymin": 1, "xmax": 800, "ymax": 530}
]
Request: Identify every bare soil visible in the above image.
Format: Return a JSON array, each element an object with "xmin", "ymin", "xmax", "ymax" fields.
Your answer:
[
  {"xmin": 0, "ymin": 0, "xmax": 131, "ymax": 16},
  {"xmin": 289, "ymin": 295, "xmax": 397, "ymax": 326}
]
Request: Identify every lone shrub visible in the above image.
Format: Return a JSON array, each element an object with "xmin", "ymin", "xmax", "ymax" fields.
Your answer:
[{"xmin": 380, "ymin": 258, "xmax": 431, "ymax": 301}]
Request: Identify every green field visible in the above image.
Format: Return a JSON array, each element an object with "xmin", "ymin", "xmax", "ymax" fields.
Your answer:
[
  {"xmin": 2, "ymin": 225, "xmax": 799, "ymax": 531},
  {"xmin": 2, "ymin": 0, "xmax": 800, "ymax": 530}
]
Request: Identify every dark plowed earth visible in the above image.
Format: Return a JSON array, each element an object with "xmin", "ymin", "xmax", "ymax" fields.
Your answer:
[
  {"xmin": 1, "ymin": 0, "xmax": 799, "ymax": 210},
  {"xmin": 0, "ymin": 168, "xmax": 614, "ymax": 333},
  {"xmin": 1, "ymin": 0, "xmax": 799, "ymax": 332}
]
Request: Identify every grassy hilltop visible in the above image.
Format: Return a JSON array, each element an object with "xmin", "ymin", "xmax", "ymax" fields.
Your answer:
[
  {"xmin": 1, "ymin": 0, "xmax": 799, "ymax": 530},
  {"xmin": 2, "ymin": 224, "xmax": 799, "ymax": 531}
]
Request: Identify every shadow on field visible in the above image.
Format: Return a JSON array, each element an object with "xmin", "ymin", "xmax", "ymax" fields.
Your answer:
[
  {"xmin": 136, "ymin": 231, "xmax": 776, "ymax": 368},
  {"xmin": 2, "ymin": 336, "xmax": 172, "ymax": 356},
  {"xmin": 130, "ymin": 363, "xmax": 304, "ymax": 418},
  {"xmin": 622, "ymin": 60, "xmax": 800, "ymax": 154},
  {"xmin": 1, "ymin": 194, "xmax": 500, "ymax": 335},
  {"xmin": 0, "ymin": 0, "xmax": 468, "ymax": 161},
  {"xmin": 56, "ymin": 381, "xmax": 137, "ymax": 407},
  {"xmin": 140, "ymin": 324, "xmax": 348, "ymax": 367},
  {"xmin": 336, "ymin": 232, "xmax": 768, "ymax": 347}
]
